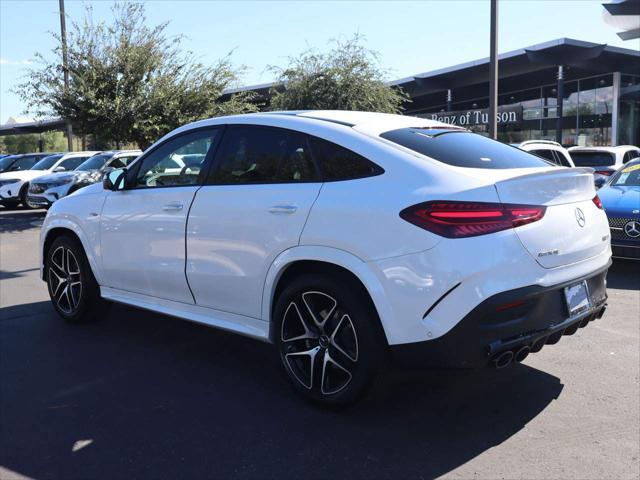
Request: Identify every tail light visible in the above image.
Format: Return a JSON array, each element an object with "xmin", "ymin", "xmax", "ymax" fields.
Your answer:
[
  {"xmin": 594, "ymin": 170, "xmax": 613, "ymax": 176},
  {"xmin": 592, "ymin": 195, "xmax": 603, "ymax": 209},
  {"xmin": 400, "ymin": 201, "xmax": 546, "ymax": 238}
]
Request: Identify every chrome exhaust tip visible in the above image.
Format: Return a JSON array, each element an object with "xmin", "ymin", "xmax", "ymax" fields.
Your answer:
[
  {"xmin": 514, "ymin": 345, "xmax": 531, "ymax": 363},
  {"xmin": 493, "ymin": 350, "xmax": 514, "ymax": 369}
]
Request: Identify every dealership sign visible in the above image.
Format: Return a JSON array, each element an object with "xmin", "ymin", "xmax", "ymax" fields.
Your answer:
[{"xmin": 419, "ymin": 105, "xmax": 523, "ymax": 127}]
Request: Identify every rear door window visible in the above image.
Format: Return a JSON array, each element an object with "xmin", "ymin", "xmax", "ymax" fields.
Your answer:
[
  {"xmin": 210, "ymin": 125, "xmax": 319, "ymax": 184},
  {"xmin": 380, "ymin": 129, "xmax": 551, "ymax": 169}
]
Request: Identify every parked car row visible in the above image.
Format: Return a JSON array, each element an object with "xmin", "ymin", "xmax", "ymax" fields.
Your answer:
[{"xmin": 0, "ymin": 150, "xmax": 140, "ymax": 209}]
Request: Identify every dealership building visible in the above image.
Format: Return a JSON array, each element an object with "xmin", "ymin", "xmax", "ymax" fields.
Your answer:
[{"xmin": 230, "ymin": 38, "xmax": 640, "ymax": 147}]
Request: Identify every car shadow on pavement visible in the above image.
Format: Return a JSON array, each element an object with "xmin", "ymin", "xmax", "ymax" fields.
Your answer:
[
  {"xmin": 606, "ymin": 260, "xmax": 640, "ymax": 290},
  {"xmin": 1, "ymin": 301, "xmax": 564, "ymax": 479},
  {"xmin": 0, "ymin": 209, "xmax": 46, "ymax": 234}
]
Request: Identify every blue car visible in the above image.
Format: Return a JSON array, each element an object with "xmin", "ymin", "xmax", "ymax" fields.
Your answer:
[{"xmin": 598, "ymin": 158, "xmax": 640, "ymax": 260}]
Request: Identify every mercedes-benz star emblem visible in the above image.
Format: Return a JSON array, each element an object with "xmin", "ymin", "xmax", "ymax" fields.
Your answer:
[
  {"xmin": 624, "ymin": 220, "xmax": 640, "ymax": 238},
  {"xmin": 575, "ymin": 207, "xmax": 586, "ymax": 227}
]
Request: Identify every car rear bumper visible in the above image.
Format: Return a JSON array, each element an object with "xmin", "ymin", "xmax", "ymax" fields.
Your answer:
[{"xmin": 390, "ymin": 261, "xmax": 610, "ymax": 369}]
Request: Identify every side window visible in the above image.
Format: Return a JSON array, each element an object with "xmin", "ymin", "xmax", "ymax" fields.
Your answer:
[
  {"xmin": 135, "ymin": 129, "xmax": 220, "ymax": 188},
  {"xmin": 309, "ymin": 136, "xmax": 383, "ymax": 181},
  {"xmin": 531, "ymin": 149, "xmax": 559, "ymax": 165},
  {"xmin": 623, "ymin": 150, "xmax": 639, "ymax": 164},
  {"xmin": 210, "ymin": 126, "xmax": 319, "ymax": 185},
  {"xmin": 553, "ymin": 150, "xmax": 572, "ymax": 167},
  {"xmin": 59, "ymin": 156, "xmax": 87, "ymax": 170}
]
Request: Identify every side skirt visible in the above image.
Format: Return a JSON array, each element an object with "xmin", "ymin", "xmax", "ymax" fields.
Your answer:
[{"xmin": 100, "ymin": 287, "xmax": 270, "ymax": 342}]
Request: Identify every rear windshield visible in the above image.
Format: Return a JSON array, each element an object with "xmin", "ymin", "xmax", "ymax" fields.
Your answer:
[
  {"xmin": 380, "ymin": 129, "xmax": 551, "ymax": 169},
  {"xmin": 569, "ymin": 151, "xmax": 616, "ymax": 167}
]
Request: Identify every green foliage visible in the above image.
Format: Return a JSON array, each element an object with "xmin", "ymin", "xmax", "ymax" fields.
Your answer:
[
  {"xmin": 268, "ymin": 35, "xmax": 410, "ymax": 113},
  {"xmin": 15, "ymin": 2, "xmax": 257, "ymax": 150},
  {"xmin": 0, "ymin": 131, "xmax": 67, "ymax": 154}
]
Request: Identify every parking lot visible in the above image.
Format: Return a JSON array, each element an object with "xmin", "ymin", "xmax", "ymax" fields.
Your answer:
[{"xmin": 0, "ymin": 206, "xmax": 638, "ymax": 480}]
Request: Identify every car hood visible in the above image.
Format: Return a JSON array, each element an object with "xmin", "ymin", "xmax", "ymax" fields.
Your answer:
[
  {"xmin": 33, "ymin": 170, "xmax": 101, "ymax": 184},
  {"xmin": 0, "ymin": 170, "xmax": 49, "ymax": 181},
  {"xmin": 599, "ymin": 185, "xmax": 640, "ymax": 217},
  {"xmin": 32, "ymin": 171, "xmax": 79, "ymax": 183}
]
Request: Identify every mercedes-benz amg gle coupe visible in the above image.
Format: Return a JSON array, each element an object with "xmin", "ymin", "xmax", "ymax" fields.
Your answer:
[{"xmin": 40, "ymin": 111, "xmax": 611, "ymax": 405}]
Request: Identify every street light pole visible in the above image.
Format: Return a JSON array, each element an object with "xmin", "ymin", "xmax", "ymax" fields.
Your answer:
[
  {"xmin": 59, "ymin": 0, "xmax": 73, "ymax": 151},
  {"xmin": 488, "ymin": 0, "xmax": 499, "ymax": 139}
]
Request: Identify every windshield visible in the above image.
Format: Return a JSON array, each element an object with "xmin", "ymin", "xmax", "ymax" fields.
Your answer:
[
  {"xmin": 611, "ymin": 163, "xmax": 640, "ymax": 187},
  {"xmin": 569, "ymin": 151, "xmax": 616, "ymax": 167},
  {"xmin": 31, "ymin": 154, "xmax": 63, "ymax": 170},
  {"xmin": 380, "ymin": 129, "xmax": 552, "ymax": 169},
  {"xmin": 4, "ymin": 155, "xmax": 45, "ymax": 171},
  {"xmin": 0, "ymin": 155, "xmax": 19, "ymax": 171},
  {"xmin": 76, "ymin": 153, "xmax": 113, "ymax": 171}
]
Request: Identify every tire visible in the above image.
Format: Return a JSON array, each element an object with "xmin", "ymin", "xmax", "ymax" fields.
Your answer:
[
  {"xmin": 19, "ymin": 183, "xmax": 32, "ymax": 209},
  {"xmin": 274, "ymin": 273, "xmax": 385, "ymax": 406},
  {"xmin": 45, "ymin": 235, "xmax": 110, "ymax": 323}
]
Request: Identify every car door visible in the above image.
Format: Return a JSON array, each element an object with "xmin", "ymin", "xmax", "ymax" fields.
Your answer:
[
  {"xmin": 100, "ymin": 128, "xmax": 221, "ymax": 303},
  {"xmin": 186, "ymin": 125, "xmax": 322, "ymax": 318}
]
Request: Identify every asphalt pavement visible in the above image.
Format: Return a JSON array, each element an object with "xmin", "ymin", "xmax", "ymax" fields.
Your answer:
[{"xmin": 1, "ymin": 206, "xmax": 639, "ymax": 480}]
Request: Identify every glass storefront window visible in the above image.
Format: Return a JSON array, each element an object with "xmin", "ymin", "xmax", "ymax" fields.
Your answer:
[
  {"xmin": 562, "ymin": 81, "xmax": 580, "ymax": 117},
  {"xmin": 619, "ymin": 75, "xmax": 640, "ymax": 146}
]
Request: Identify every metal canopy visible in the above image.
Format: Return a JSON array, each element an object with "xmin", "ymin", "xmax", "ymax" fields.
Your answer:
[{"xmin": 0, "ymin": 118, "xmax": 66, "ymax": 137}]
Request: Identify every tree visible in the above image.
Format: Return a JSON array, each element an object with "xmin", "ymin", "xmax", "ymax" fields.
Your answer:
[
  {"xmin": 0, "ymin": 131, "xmax": 67, "ymax": 154},
  {"xmin": 268, "ymin": 35, "xmax": 409, "ymax": 113},
  {"xmin": 15, "ymin": 2, "xmax": 257, "ymax": 150}
]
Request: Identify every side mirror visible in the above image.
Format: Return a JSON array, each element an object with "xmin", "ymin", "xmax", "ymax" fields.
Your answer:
[
  {"xmin": 54, "ymin": 166, "xmax": 66, "ymax": 172},
  {"xmin": 103, "ymin": 168, "xmax": 127, "ymax": 191}
]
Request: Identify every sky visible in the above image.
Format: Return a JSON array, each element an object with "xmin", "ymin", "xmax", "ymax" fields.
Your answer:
[{"xmin": 0, "ymin": 0, "xmax": 637, "ymax": 122}]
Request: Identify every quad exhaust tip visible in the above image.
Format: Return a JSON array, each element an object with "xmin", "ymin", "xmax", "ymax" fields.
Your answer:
[
  {"xmin": 514, "ymin": 345, "xmax": 531, "ymax": 363},
  {"xmin": 490, "ymin": 304, "xmax": 607, "ymax": 369},
  {"xmin": 493, "ymin": 350, "xmax": 514, "ymax": 369}
]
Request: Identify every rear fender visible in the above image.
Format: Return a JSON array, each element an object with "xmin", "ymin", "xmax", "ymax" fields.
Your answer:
[{"xmin": 262, "ymin": 245, "xmax": 395, "ymax": 343}]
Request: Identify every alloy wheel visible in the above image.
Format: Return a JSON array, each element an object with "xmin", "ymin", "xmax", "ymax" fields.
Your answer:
[
  {"xmin": 48, "ymin": 246, "xmax": 83, "ymax": 314},
  {"xmin": 281, "ymin": 291, "xmax": 359, "ymax": 395}
]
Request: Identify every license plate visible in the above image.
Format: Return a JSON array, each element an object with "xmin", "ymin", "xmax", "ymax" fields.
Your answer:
[{"xmin": 564, "ymin": 280, "xmax": 591, "ymax": 317}]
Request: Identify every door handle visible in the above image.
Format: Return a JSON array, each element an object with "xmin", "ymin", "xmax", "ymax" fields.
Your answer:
[
  {"xmin": 162, "ymin": 203, "xmax": 184, "ymax": 212},
  {"xmin": 268, "ymin": 205, "xmax": 298, "ymax": 214}
]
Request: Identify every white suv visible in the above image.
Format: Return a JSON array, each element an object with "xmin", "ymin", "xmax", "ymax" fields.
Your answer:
[
  {"xmin": 40, "ymin": 111, "xmax": 611, "ymax": 405},
  {"xmin": 515, "ymin": 140, "xmax": 575, "ymax": 168}
]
